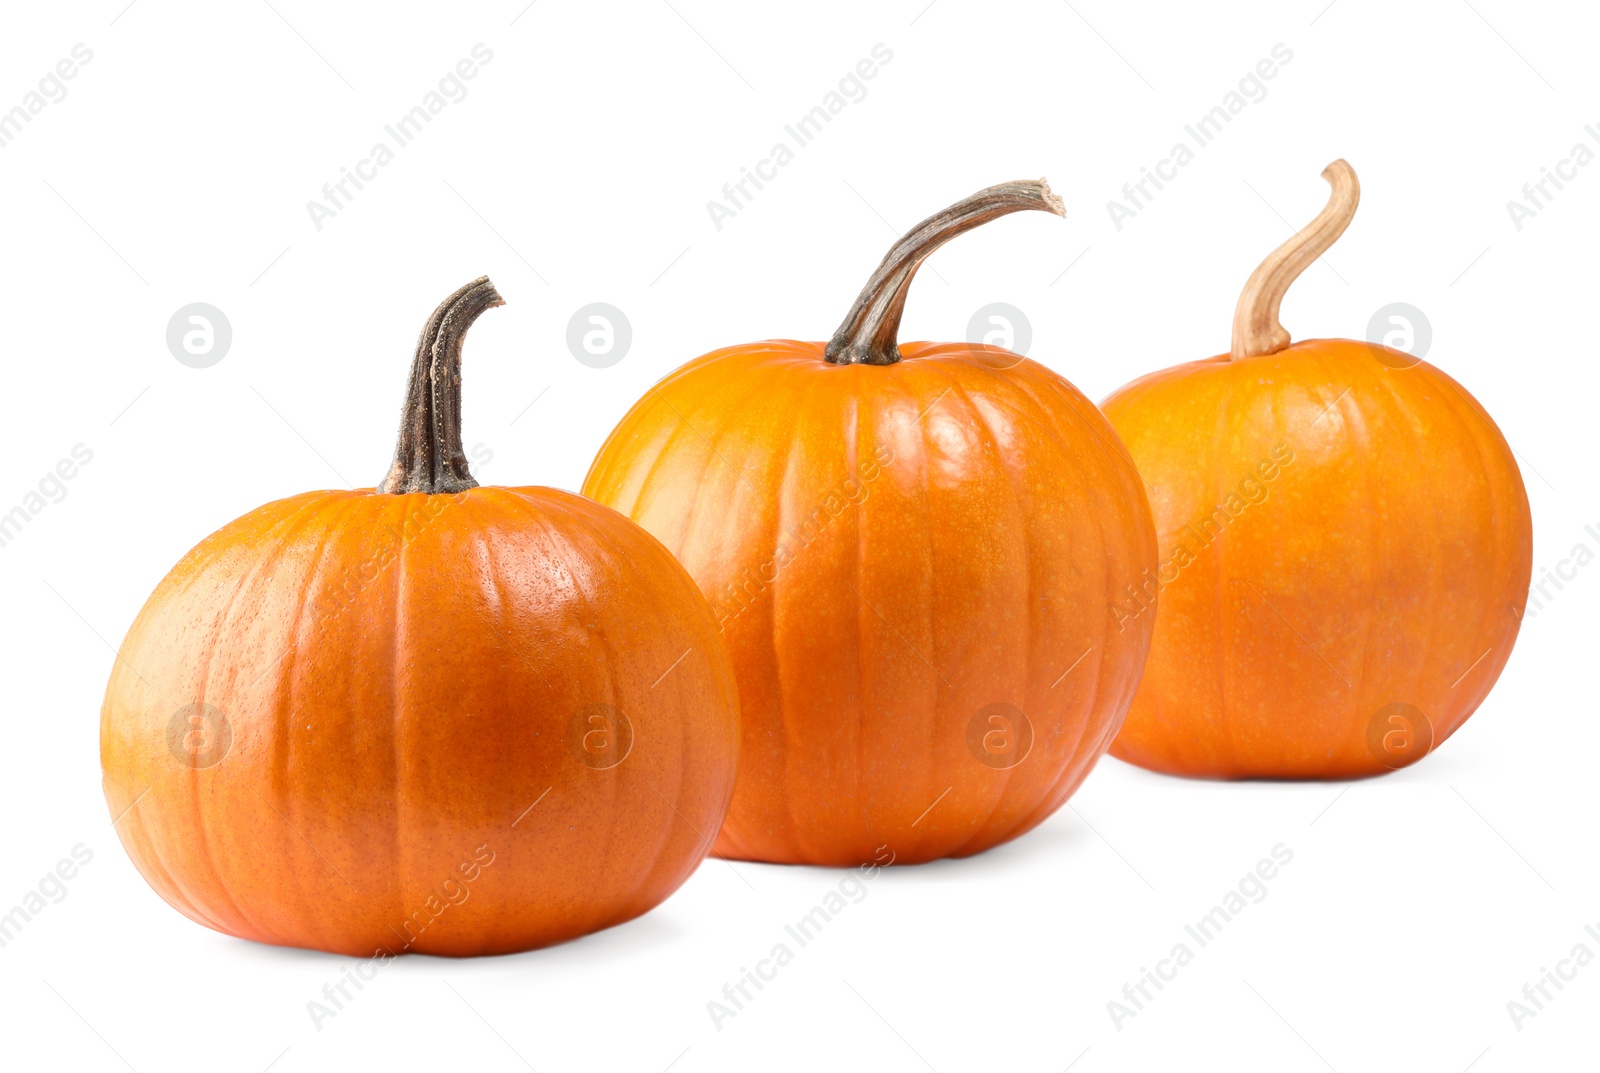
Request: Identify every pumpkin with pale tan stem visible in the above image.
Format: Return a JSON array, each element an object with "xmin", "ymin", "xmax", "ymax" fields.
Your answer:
[
  {"xmin": 101, "ymin": 278, "xmax": 739, "ymax": 956},
  {"xmin": 1103, "ymin": 161, "xmax": 1533, "ymax": 779},
  {"xmin": 585, "ymin": 181, "xmax": 1158, "ymax": 866}
]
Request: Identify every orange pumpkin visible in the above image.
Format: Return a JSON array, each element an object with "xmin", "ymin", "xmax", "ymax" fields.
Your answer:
[
  {"xmin": 1103, "ymin": 161, "xmax": 1532, "ymax": 779},
  {"xmin": 101, "ymin": 278, "xmax": 739, "ymax": 956},
  {"xmin": 584, "ymin": 182, "xmax": 1158, "ymax": 865}
]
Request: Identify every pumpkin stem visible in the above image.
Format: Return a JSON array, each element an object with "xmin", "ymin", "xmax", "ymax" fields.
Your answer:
[
  {"xmin": 1230, "ymin": 159, "xmax": 1360, "ymax": 360},
  {"xmin": 376, "ymin": 276, "xmax": 504, "ymax": 494},
  {"xmin": 824, "ymin": 179, "xmax": 1065, "ymax": 366}
]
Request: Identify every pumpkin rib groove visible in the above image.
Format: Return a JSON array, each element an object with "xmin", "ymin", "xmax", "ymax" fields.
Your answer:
[
  {"xmin": 669, "ymin": 402, "xmax": 726, "ymax": 559},
  {"xmin": 475, "ymin": 490, "xmax": 567, "ymax": 944},
  {"xmin": 1349, "ymin": 360, "xmax": 1393, "ymax": 766},
  {"xmin": 1429, "ymin": 371, "xmax": 1499, "ymax": 631},
  {"xmin": 197, "ymin": 495, "xmax": 345, "ymax": 945},
  {"xmin": 1012, "ymin": 367, "xmax": 1112, "ymax": 757},
  {"xmin": 1368, "ymin": 366, "xmax": 1443, "ymax": 756},
  {"xmin": 273, "ymin": 492, "xmax": 373, "ymax": 952},
  {"xmin": 491, "ymin": 490, "xmax": 618, "ymax": 938},
  {"xmin": 106, "ymin": 768, "xmax": 215, "ymax": 932},
  {"xmin": 1030, "ymin": 368, "xmax": 1162, "ymax": 772},
  {"xmin": 514, "ymin": 486, "xmax": 706, "ymax": 938},
  {"xmin": 709, "ymin": 372, "xmax": 771, "ymax": 862},
  {"xmin": 1031, "ymin": 364, "xmax": 1147, "ymax": 493},
  {"xmin": 794, "ymin": 364, "xmax": 861, "ymax": 862},
  {"xmin": 1374, "ymin": 364, "xmax": 1460, "ymax": 755},
  {"xmin": 765, "ymin": 365, "xmax": 834, "ymax": 862},
  {"xmin": 249, "ymin": 495, "xmax": 360, "ymax": 940},
  {"xmin": 900, "ymin": 366, "xmax": 944, "ymax": 860},
  {"xmin": 383, "ymin": 492, "xmax": 411, "ymax": 952},
  {"xmin": 870, "ymin": 367, "xmax": 920, "ymax": 856},
  {"xmin": 371, "ymin": 486, "xmax": 406, "ymax": 946},
  {"xmin": 1421, "ymin": 367, "xmax": 1514, "ymax": 735},
  {"xmin": 1012, "ymin": 370, "xmax": 1126, "ymax": 813},
  {"xmin": 611, "ymin": 510, "xmax": 708, "ymax": 918},
  {"xmin": 143, "ymin": 501, "xmax": 299, "ymax": 943},
  {"xmin": 928, "ymin": 363, "xmax": 974, "ymax": 855},
  {"xmin": 941, "ymin": 372, "xmax": 1032, "ymax": 859},
  {"xmin": 841, "ymin": 379, "xmax": 873, "ymax": 858},
  {"xmin": 549, "ymin": 501, "xmax": 636, "ymax": 931},
  {"xmin": 1018, "ymin": 408, "xmax": 1114, "ymax": 838},
  {"xmin": 295, "ymin": 493, "xmax": 385, "ymax": 948},
  {"xmin": 684, "ymin": 426, "xmax": 755, "ymax": 861},
  {"xmin": 1211, "ymin": 372, "xmax": 1240, "ymax": 774},
  {"xmin": 846, "ymin": 377, "xmax": 883, "ymax": 856},
  {"xmin": 178, "ymin": 505, "xmax": 297, "ymax": 940},
  {"xmin": 632, "ymin": 485, "xmax": 742, "ymax": 921},
  {"xmin": 119, "ymin": 788, "xmax": 231, "ymax": 937},
  {"xmin": 637, "ymin": 387, "xmax": 712, "ymax": 550}
]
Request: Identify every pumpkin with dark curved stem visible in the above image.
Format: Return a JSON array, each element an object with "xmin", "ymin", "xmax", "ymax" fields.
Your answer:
[
  {"xmin": 1103, "ymin": 161, "xmax": 1533, "ymax": 779},
  {"xmin": 101, "ymin": 278, "xmax": 740, "ymax": 956},
  {"xmin": 584, "ymin": 182, "xmax": 1158, "ymax": 866}
]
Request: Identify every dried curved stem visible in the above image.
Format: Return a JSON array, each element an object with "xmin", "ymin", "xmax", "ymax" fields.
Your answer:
[
  {"xmin": 825, "ymin": 179, "xmax": 1065, "ymax": 366},
  {"xmin": 1230, "ymin": 159, "xmax": 1359, "ymax": 360},
  {"xmin": 377, "ymin": 276, "xmax": 504, "ymax": 494}
]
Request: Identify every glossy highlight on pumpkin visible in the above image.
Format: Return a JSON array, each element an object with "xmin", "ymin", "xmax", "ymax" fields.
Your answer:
[
  {"xmin": 585, "ymin": 182, "xmax": 1158, "ymax": 865},
  {"xmin": 1103, "ymin": 162, "xmax": 1532, "ymax": 779},
  {"xmin": 100, "ymin": 280, "xmax": 740, "ymax": 956}
]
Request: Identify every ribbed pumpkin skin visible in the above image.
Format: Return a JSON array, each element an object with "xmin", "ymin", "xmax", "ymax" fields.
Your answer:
[
  {"xmin": 100, "ymin": 486, "xmax": 739, "ymax": 956},
  {"xmin": 1102, "ymin": 339, "xmax": 1532, "ymax": 778},
  {"xmin": 583, "ymin": 340, "xmax": 1157, "ymax": 866}
]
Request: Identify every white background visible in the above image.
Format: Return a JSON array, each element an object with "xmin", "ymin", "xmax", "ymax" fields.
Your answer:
[{"xmin": 1, "ymin": 1, "xmax": 1595, "ymax": 1070}]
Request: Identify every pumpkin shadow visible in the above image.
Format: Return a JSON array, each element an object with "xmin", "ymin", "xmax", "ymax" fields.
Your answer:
[
  {"xmin": 458, "ymin": 905, "xmax": 689, "ymax": 974},
  {"xmin": 220, "ymin": 899, "xmax": 687, "ymax": 969},
  {"xmin": 1099, "ymin": 745, "xmax": 1463, "ymax": 788},
  {"xmin": 224, "ymin": 935, "xmax": 344, "ymax": 966},
  {"xmin": 879, "ymin": 814, "xmax": 1095, "ymax": 883}
]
